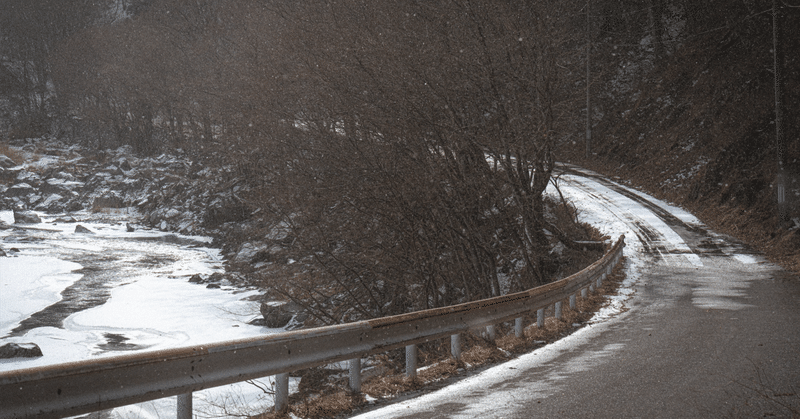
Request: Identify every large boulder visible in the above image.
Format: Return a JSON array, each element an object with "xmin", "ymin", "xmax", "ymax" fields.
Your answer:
[
  {"xmin": 13, "ymin": 210, "xmax": 41, "ymax": 224},
  {"xmin": 0, "ymin": 343, "xmax": 43, "ymax": 359}
]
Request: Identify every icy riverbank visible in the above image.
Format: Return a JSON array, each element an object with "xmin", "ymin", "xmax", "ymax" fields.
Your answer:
[{"xmin": 0, "ymin": 209, "xmax": 289, "ymax": 418}]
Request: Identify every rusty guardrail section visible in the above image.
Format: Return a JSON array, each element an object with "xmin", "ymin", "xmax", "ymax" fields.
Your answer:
[{"xmin": 0, "ymin": 236, "xmax": 624, "ymax": 419}]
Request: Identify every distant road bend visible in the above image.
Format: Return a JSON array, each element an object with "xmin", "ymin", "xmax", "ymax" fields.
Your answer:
[{"xmin": 352, "ymin": 167, "xmax": 800, "ymax": 419}]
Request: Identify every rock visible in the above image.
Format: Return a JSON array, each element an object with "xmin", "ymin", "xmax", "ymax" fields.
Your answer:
[
  {"xmin": 260, "ymin": 302, "xmax": 301, "ymax": 328},
  {"xmin": 35, "ymin": 193, "xmax": 64, "ymax": 211},
  {"xmin": 0, "ymin": 247, "xmax": 6, "ymax": 257},
  {"xmin": 15, "ymin": 170, "xmax": 40, "ymax": 183},
  {"xmin": 206, "ymin": 283, "xmax": 221, "ymax": 289},
  {"xmin": 53, "ymin": 216, "xmax": 78, "ymax": 223},
  {"xmin": 119, "ymin": 158, "xmax": 133, "ymax": 171},
  {"xmin": 163, "ymin": 208, "xmax": 182, "ymax": 219},
  {"xmin": 43, "ymin": 177, "xmax": 85, "ymax": 193},
  {"xmin": 189, "ymin": 274, "xmax": 204, "ymax": 283},
  {"xmin": 13, "ymin": 210, "xmax": 42, "ymax": 224},
  {"xmin": 75, "ymin": 225, "xmax": 95, "ymax": 234},
  {"xmin": 0, "ymin": 154, "xmax": 17, "ymax": 168},
  {"xmin": 235, "ymin": 242, "xmax": 270, "ymax": 264},
  {"xmin": 0, "ymin": 343, "xmax": 43, "ymax": 359},
  {"xmin": 93, "ymin": 194, "xmax": 125, "ymax": 209},
  {"xmin": 6, "ymin": 183, "xmax": 35, "ymax": 197},
  {"xmin": 126, "ymin": 222, "xmax": 135, "ymax": 232}
]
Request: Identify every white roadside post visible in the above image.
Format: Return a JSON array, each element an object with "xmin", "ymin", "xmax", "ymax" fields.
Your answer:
[
  {"xmin": 555, "ymin": 302, "xmax": 562, "ymax": 320},
  {"xmin": 515, "ymin": 317, "xmax": 524, "ymax": 338}
]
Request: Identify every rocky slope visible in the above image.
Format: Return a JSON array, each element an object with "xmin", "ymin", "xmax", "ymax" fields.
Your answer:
[{"xmin": 0, "ymin": 137, "xmax": 253, "ymax": 257}]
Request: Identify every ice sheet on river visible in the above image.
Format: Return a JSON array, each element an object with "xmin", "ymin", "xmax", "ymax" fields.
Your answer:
[{"xmin": 0, "ymin": 211, "xmax": 273, "ymax": 373}]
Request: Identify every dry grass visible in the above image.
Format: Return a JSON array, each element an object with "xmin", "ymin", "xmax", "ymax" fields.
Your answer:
[
  {"xmin": 0, "ymin": 142, "xmax": 23, "ymax": 164},
  {"xmin": 251, "ymin": 263, "xmax": 626, "ymax": 418}
]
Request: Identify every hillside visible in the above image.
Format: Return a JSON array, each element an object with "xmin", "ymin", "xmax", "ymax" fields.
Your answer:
[{"xmin": 561, "ymin": 1, "xmax": 800, "ymax": 273}]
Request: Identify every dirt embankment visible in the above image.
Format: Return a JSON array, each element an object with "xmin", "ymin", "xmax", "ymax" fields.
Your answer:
[{"xmin": 562, "ymin": 3, "xmax": 800, "ymax": 274}]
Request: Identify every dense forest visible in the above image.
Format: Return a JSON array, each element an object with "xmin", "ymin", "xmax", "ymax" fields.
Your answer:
[{"xmin": 2, "ymin": 0, "xmax": 798, "ymax": 320}]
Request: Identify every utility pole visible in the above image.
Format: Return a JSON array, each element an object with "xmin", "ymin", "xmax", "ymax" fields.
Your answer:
[
  {"xmin": 585, "ymin": 0, "xmax": 591, "ymax": 158},
  {"xmin": 773, "ymin": 0, "xmax": 787, "ymax": 224}
]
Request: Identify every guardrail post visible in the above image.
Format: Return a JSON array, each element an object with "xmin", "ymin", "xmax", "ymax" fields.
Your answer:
[
  {"xmin": 349, "ymin": 358, "xmax": 361, "ymax": 393},
  {"xmin": 406, "ymin": 344, "xmax": 417, "ymax": 377},
  {"xmin": 486, "ymin": 325, "xmax": 496, "ymax": 341},
  {"xmin": 275, "ymin": 373, "xmax": 289, "ymax": 413},
  {"xmin": 569, "ymin": 294, "xmax": 577, "ymax": 310},
  {"xmin": 581, "ymin": 287, "xmax": 588, "ymax": 299},
  {"xmin": 177, "ymin": 393, "xmax": 192, "ymax": 419},
  {"xmin": 555, "ymin": 302, "xmax": 562, "ymax": 320},
  {"xmin": 589, "ymin": 283, "xmax": 595, "ymax": 293},
  {"xmin": 514, "ymin": 317, "xmax": 523, "ymax": 338},
  {"xmin": 451, "ymin": 334, "xmax": 461, "ymax": 360},
  {"xmin": 537, "ymin": 308, "xmax": 544, "ymax": 328}
]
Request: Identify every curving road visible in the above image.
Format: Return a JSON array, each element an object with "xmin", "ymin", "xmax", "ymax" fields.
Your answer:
[{"xmin": 352, "ymin": 167, "xmax": 800, "ymax": 418}]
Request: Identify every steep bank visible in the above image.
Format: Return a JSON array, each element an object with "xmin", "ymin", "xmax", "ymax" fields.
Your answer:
[{"xmin": 561, "ymin": 2, "xmax": 800, "ymax": 273}]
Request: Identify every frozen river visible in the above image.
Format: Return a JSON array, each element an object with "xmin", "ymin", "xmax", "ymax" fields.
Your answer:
[{"xmin": 0, "ymin": 210, "xmax": 286, "ymax": 418}]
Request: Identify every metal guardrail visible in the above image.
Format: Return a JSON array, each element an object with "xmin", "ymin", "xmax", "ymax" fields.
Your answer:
[{"xmin": 0, "ymin": 236, "xmax": 624, "ymax": 419}]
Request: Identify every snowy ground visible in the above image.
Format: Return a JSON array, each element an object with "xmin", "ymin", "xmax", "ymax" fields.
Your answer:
[{"xmin": 0, "ymin": 210, "xmax": 292, "ymax": 418}]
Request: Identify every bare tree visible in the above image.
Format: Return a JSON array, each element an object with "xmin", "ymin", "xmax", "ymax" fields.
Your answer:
[{"xmin": 239, "ymin": 0, "xmax": 586, "ymax": 323}]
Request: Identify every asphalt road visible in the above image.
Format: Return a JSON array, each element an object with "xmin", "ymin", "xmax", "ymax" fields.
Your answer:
[{"xmin": 352, "ymin": 170, "xmax": 800, "ymax": 419}]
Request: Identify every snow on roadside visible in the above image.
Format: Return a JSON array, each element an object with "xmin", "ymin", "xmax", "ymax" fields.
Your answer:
[{"xmin": 551, "ymin": 169, "xmax": 703, "ymax": 267}]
